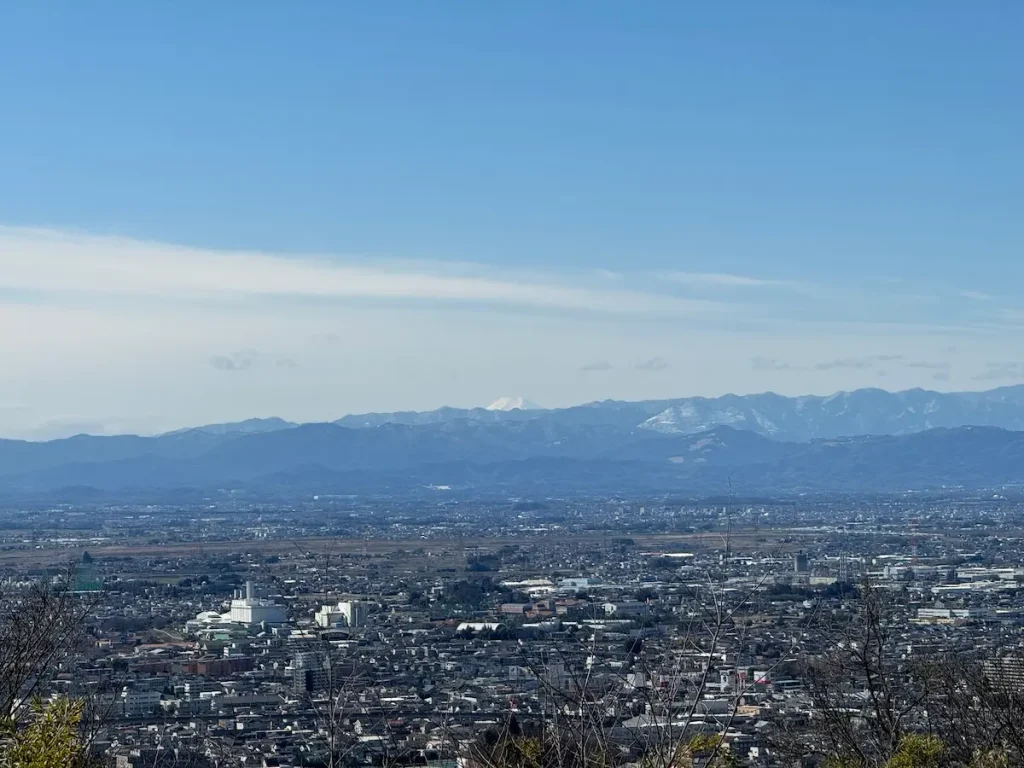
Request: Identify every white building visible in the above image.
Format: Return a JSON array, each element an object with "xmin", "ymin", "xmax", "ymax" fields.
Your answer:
[
  {"xmin": 228, "ymin": 581, "xmax": 288, "ymax": 625},
  {"xmin": 315, "ymin": 600, "xmax": 369, "ymax": 628},
  {"xmin": 185, "ymin": 610, "xmax": 233, "ymax": 633},
  {"xmin": 917, "ymin": 607, "xmax": 992, "ymax": 622},
  {"xmin": 187, "ymin": 581, "xmax": 287, "ymax": 632},
  {"xmin": 122, "ymin": 687, "xmax": 162, "ymax": 717}
]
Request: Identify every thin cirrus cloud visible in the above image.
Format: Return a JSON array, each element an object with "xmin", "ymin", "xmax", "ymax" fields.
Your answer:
[
  {"xmin": 996, "ymin": 309, "xmax": 1024, "ymax": 324},
  {"xmin": 814, "ymin": 355, "xmax": 902, "ymax": 371},
  {"xmin": 973, "ymin": 362, "xmax": 1024, "ymax": 381},
  {"xmin": 752, "ymin": 357, "xmax": 796, "ymax": 371},
  {"xmin": 635, "ymin": 356, "xmax": 669, "ymax": 371},
  {"xmin": 662, "ymin": 271, "xmax": 802, "ymax": 288},
  {"xmin": 580, "ymin": 360, "xmax": 613, "ymax": 372},
  {"xmin": 209, "ymin": 350, "xmax": 258, "ymax": 372},
  {"xmin": 3, "ymin": 227, "xmax": 1017, "ymax": 345},
  {"xmin": 810, "ymin": 358, "xmax": 872, "ymax": 371},
  {"xmin": 0, "ymin": 227, "xmax": 731, "ymax": 320},
  {"xmin": 754, "ymin": 355, "xmax": 952, "ymax": 374}
]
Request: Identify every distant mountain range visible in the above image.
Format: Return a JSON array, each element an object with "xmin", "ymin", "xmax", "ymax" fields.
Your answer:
[
  {"xmin": 2, "ymin": 385, "xmax": 1024, "ymax": 500},
  {"xmin": 161, "ymin": 384, "xmax": 1024, "ymax": 439}
]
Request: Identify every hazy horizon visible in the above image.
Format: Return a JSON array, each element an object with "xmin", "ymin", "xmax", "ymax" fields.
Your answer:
[{"xmin": 5, "ymin": 380, "xmax": 1024, "ymax": 442}]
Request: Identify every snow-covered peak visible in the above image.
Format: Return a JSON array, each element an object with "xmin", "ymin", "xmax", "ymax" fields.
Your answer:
[{"xmin": 486, "ymin": 396, "xmax": 539, "ymax": 412}]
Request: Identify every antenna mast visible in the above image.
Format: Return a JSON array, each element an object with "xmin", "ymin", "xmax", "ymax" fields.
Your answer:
[{"xmin": 725, "ymin": 477, "xmax": 733, "ymax": 562}]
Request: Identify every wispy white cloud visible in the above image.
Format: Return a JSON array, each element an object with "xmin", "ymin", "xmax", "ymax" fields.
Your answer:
[
  {"xmin": 210, "ymin": 349, "xmax": 259, "ymax": 372},
  {"xmin": 996, "ymin": 308, "xmax": 1024, "ymax": 324},
  {"xmin": 635, "ymin": 356, "xmax": 669, "ymax": 371},
  {"xmin": 753, "ymin": 354, "xmax": 956, "ymax": 375},
  {"xmin": 962, "ymin": 290, "xmax": 993, "ymax": 301},
  {"xmin": 662, "ymin": 271, "xmax": 801, "ymax": 288},
  {"xmin": 752, "ymin": 357, "xmax": 795, "ymax": 371},
  {"xmin": 973, "ymin": 362, "xmax": 1024, "ymax": 381},
  {"xmin": 4, "ymin": 227, "xmax": 1015, "ymax": 335},
  {"xmin": 0, "ymin": 227, "xmax": 728, "ymax": 319}
]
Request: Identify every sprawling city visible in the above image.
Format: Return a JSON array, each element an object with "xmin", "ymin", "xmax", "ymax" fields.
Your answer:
[{"xmin": 4, "ymin": 481, "xmax": 1024, "ymax": 766}]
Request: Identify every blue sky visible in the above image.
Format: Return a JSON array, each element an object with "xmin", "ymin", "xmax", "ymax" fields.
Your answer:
[{"xmin": 1, "ymin": 3, "xmax": 1022, "ymax": 437}]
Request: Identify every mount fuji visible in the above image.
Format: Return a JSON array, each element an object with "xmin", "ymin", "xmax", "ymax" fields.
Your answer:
[{"xmin": 486, "ymin": 396, "xmax": 540, "ymax": 412}]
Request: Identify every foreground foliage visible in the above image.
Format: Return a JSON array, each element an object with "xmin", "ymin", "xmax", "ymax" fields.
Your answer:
[{"xmin": 0, "ymin": 698, "xmax": 88, "ymax": 768}]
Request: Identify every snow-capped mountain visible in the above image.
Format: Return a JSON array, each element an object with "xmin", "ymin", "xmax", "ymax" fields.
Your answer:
[
  {"xmin": 486, "ymin": 396, "xmax": 540, "ymax": 412},
  {"xmin": 165, "ymin": 417, "xmax": 297, "ymax": 437},
  {"xmin": 97, "ymin": 383, "xmax": 1024, "ymax": 444},
  {"xmin": 334, "ymin": 385, "xmax": 1024, "ymax": 440},
  {"xmin": 6, "ymin": 385, "xmax": 1024, "ymax": 499},
  {"xmin": 636, "ymin": 386, "xmax": 1024, "ymax": 440}
]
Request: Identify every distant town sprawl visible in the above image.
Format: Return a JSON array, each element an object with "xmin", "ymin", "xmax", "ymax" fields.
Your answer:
[{"xmin": 2, "ymin": 495, "xmax": 1024, "ymax": 767}]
